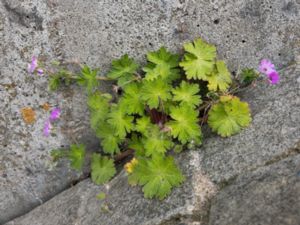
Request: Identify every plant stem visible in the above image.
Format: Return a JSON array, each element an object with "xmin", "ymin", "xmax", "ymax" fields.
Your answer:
[{"xmin": 114, "ymin": 149, "xmax": 134, "ymax": 162}]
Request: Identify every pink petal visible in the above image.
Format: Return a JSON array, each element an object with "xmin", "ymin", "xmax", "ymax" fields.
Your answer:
[
  {"xmin": 267, "ymin": 71, "xmax": 280, "ymax": 84},
  {"xmin": 43, "ymin": 120, "xmax": 52, "ymax": 137},
  {"xmin": 49, "ymin": 107, "xmax": 61, "ymax": 121},
  {"xmin": 259, "ymin": 59, "xmax": 275, "ymax": 75}
]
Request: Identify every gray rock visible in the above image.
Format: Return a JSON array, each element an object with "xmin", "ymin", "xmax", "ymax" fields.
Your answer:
[
  {"xmin": 198, "ymin": 64, "xmax": 300, "ymax": 184},
  {"xmin": 1, "ymin": 0, "xmax": 300, "ymax": 224},
  {"xmin": 0, "ymin": 0, "xmax": 99, "ymax": 223},
  {"xmin": 5, "ymin": 63, "xmax": 300, "ymax": 225},
  {"xmin": 209, "ymin": 154, "xmax": 300, "ymax": 225},
  {"xmin": 5, "ymin": 153, "xmax": 217, "ymax": 225}
]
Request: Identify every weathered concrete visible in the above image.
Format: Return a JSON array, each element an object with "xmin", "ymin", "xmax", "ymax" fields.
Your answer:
[{"xmin": 1, "ymin": 0, "xmax": 300, "ymax": 224}]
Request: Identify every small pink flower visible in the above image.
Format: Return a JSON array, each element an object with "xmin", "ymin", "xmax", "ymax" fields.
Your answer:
[
  {"xmin": 259, "ymin": 59, "xmax": 275, "ymax": 75},
  {"xmin": 267, "ymin": 71, "xmax": 280, "ymax": 84},
  {"xmin": 28, "ymin": 56, "xmax": 38, "ymax": 74},
  {"xmin": 37, "ymin": 68, "xmax": 44, "ymax": 75},
  {"xmin": 49, "ymin": 107, "xmax": 61, "ymax": 121},
  {"xmin": 43, "ymin": 120, "xmax": 52, "ymax": 137}
]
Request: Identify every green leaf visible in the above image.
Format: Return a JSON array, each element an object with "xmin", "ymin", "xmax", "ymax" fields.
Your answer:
[
  {"xmin": 107, "ymin": 54, "xmax": 139, "ymax": 86},
  {"xmin": 134, "ymin": 117, "xmax": 152, "ymax": 133},
  {"xmin": 128, "ymin": 134, "xmax": 145, "ymax": 156},
  {"xmin": 141, "ymin": 79, "xmax": 172, "ymax": 109},
  {"xmin": 179, "ymin": 38, "xmax": 216, "ymax": 80},
  {"xmin": 107, "ymin": 105, "xmax": 134, "ymax": 139},
  {"xmin": 91, "ymin": 153, "xmax": 116, "ymax": 185},
  {"xmin": 206, "ymin": 61, "xmax": 232, "ymax": 91},
  {"xmin": 142, "ymin": 126, "xmax": 173, "ymax": 156},
  {"xmin": 119, "ymin": 83, "xmax": 144, "ymax": 115},
  {"xmin": 88, "ymin": 92, "xmax": 111, "ymax": 130},
  {"xmin": 49, "ymin": 74, "xmax": 61, "ymax": 91},
  {"xmin": 166, "ymin": 105, "xmax": 202, "ymax": 144},
  {"xmin": 96, "ymin": 192, "xmax": 106, "ymax": 200},
  {"xmin": 143, "ymin": 47, "xmax": 180, "ymax": 82},
  {"xmin": 128, "ymin": 155, "xmax": 185, "ymax": 200},
  {"xmin": 96, "ymin": 122, "xmax": 122, "ymax": 154},
  {"xmin": 208, "ymin": 95, "xmax": 252, "ymax": 137},
  {"xmin": 239, "ymin": 68, "xmax": 259, "ymax": 85},
  {"xmin": 172, "ymin": 81, "xmax": 202, "ymax": 108},
  {"xmin": 77, "ymin": 65, "xmax": 99, "ymax": 92},
  {"xmin": 68, "ymin": 144, "xmax": 85, "ymax": 170}
]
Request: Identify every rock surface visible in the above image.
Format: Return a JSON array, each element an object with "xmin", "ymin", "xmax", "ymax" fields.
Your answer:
[
  {"xmin": 5, "ymin": 60, "xmax": 300, "ymax": 225},
  {"xmin": 209, "ymin": 154, "xmax": 300, "ymax": 225},
  {"xmin": 1, "ymin": 0, "xmax": 300, "ymax": 224}
]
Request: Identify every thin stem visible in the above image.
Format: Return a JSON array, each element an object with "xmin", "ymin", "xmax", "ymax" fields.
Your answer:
[{"xmin": 114, "ymin": 149, "xmax": 134, "ymax": 162}]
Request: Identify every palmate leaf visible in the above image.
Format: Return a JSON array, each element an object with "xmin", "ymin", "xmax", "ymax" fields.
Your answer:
[
  {"xmin": 68, "ymin": 144, "xmax": 85, "ymax": 170},
  {"xmin": 166, "ymin": 105, "xmax": 202, "ymax": 144},
  {"xmin": 96, "ymin": 122, "xmax": 122, "ymax": 154},
  {"xmin": 107, "ymin": 54, "xmax": 139, "ymax": 86},
  {"xmin": 128, "ymin": 155, "xmax": 185, "ymax": 200},
  {"xmin": 206, "ymin": 61, "xmax": 232, "ymax": 91},
  {"xmin": 77, "ymin": 65, "xmax": 99, "ymax": 92},
  {"xmin": 239, "ymin": 68, "xmax": 259, "ymax": 85},
  {"xmin": 88, "ymin": 92, "xmax": 111, "ymax": 130},
  {"xmin": 141, "ymin": 79, "xmax": 172, "ymax": 109},
  {"xmin": 91, "ymin": 153, "xmax": 116, "ymax": 185},
  {"xmin": 208, "ymin": 95, "xmax": 251, "ymax": 137},
  {"xmin": 128, "ymin": 133, "xmax": 145, "ymax": 156},
  {"xmin": 172, "ymin": 81, "xmax": 202, "ymax": 108},
  {"xmin": 179, "ymin": 38, "xmax": 216, "ymax": 80},
  {"xmin": 134, "ymin": 117, "xmax": 152, "ymax": 133},
  {"xmin": 107, "ymin": 105, "xmax": 134, "ymax": 139},
  {"xmin": 143, "ymin": 47, "xmax": 180, "ymax": 82},
  {"xmin": 142, "ymin": 126, "xmax": 173, "ymax": 156},
  {"xmin": 119, "ymin": 83, "xmax": 144, "ymax": 115}
]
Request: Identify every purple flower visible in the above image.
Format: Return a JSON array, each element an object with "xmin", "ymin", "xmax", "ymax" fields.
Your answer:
[
  {"xmin": 259, "ymin": 59, "xmax": 275, "ymax": 75},
  {"xmin": 28, "ymin": 56, "xmax": 38, "ymax": 73},
  {"xmin": 49, "ymin": 107, "xmax": 61, "ymax": 121},
  {"xmin": 43, "ymin": 120, "xmax": 52, "ymax": 137},
  {"xmin": 37, "ymin": 68, "xmax": 44, "ymax": 75},
  {"xmin": 267, "ymin": 71, "xmax": 280, "ymax": 84}
]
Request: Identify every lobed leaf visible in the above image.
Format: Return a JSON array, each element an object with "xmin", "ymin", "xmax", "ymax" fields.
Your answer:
[
  {"xmin": 68, "ymin": 144, "xmax": 86, "ymax": 170},
  {"xmin": 128, "ymin": 155, "xmax": 185, "ymax": 200},
  {"xmin": 143, "ymin": 47, "xmax": 180, "ymax": 82},
  {"xmin": 179, "ymin": 38, "xmax": 216, "ymax": 80},
  {"xmin": 107, "ymin": 54, "xmax": 139, "ymax": 86},
  {"xmin": 206, "ymin": 60, "xmax": 232, "ymax": 91},
  {"xmin": 91, "ymin": 153, "xmax": 116, "ymax": 185},
  {"xmin": 172, "ymin": 81, "xmax": 202, "ymax": 108},
  {"xmin": 141, "ymin": 79, "xmax": 172, "ymax": 109},
  {"xmin": 166, "ymin": 105, "xmax": 202, "ymax": 144},
  {"xmin": 208, "ymin": 95, "xmax": 251, "ymax": 137}
]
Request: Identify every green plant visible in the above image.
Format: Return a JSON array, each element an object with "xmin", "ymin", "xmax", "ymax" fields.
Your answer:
[{"xmin": 46, "ymin": 38, "xmax": 255, "ymax": 200}]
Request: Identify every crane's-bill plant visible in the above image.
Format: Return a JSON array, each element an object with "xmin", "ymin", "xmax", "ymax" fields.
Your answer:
[{"xmin": 33, "ymin": 38, "xmax": 280, "ymax": 200}]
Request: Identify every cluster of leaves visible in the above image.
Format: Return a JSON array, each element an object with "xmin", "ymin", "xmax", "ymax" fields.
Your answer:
[{"xmin": 50, "ymin": 38, "xmax": 255, "ymax": 200}]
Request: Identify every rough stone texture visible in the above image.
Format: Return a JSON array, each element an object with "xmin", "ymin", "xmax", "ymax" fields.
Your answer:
[
  {"xmin": 1, "ymin": 0, "xmax": 300, "ymax": 224},
  {"xmin": 5, "ymin": 62, "xmax": 300, "ymax": 225},
  {"xmin": 5, "ymin": 153, "xmax": 218, "ymax": 225},
  {"xmin": 209, "ymin": 154, "xmax": 300, "ymax": 225},
  {"xmin": 198, "ymin": 64, "xmax": 300, "ymax": 184}
]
